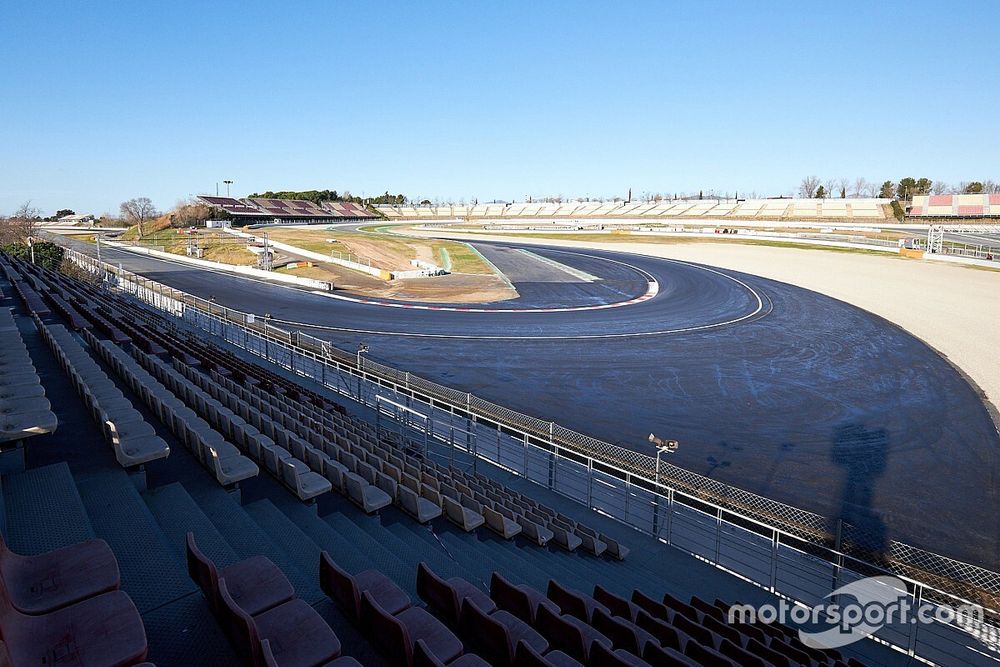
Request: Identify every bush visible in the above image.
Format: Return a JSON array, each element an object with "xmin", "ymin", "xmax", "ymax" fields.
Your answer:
[{"xmin": 1, "ymin": 241, "xmax": 65, "ymax": 270}]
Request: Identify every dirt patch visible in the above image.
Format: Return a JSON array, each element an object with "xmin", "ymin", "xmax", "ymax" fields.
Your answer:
[
  {"xmin": 278, "ymin": 262, "xmax": 516, "ymax": 303},
  {"xmin": 265, "ymin": 228, "xmax": 494, "ymax": 274}
]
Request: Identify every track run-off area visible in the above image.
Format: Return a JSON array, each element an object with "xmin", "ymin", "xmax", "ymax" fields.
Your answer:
[{"xmin": 71, "ymin": 237, "xmax": 1000, "ymax": 570}]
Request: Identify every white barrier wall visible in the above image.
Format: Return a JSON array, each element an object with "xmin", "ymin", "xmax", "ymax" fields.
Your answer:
[{"xmin": 104, "ymin": 242, "xmax": 334, "ymax": 290}]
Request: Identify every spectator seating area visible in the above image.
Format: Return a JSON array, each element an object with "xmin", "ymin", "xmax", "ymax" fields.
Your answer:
[
  {"xmin": 0, "ymin": 302, "xmax": 57, "ymax": 444},
  {"xmin": 374, "ymin": 199, "xmax": 893, "ymax": 221},
  {"xmin": 195, "ymin": 196, "xmax": 375, "ymax": 222},
  {"xmin": 909, "ymin": 194, "xmax": 1000, "ymax": 218},
  {"xmin": 0, "ymin": 250, "xmax": 901, "ymax": 665}
]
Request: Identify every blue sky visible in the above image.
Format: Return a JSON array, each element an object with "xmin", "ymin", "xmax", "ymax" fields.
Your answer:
[{"xmin": 2, "ymin": 1, "xmax": 997, "ymax": 215}]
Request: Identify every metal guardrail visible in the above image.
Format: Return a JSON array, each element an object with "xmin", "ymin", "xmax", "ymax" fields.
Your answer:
[{"xmin": 61, "ymin": 245, "xmax": 1000, "ymax": 664}]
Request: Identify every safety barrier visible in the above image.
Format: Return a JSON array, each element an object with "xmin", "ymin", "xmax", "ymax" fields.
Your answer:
[{"xmin": 61, "ymin": 245, "xmax": 1000, "ymax": 664}]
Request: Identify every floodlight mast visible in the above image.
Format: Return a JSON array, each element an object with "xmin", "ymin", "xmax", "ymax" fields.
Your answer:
[{"xmin": 649, "ymin": 433, "xmax": 679, "ymax": 487}]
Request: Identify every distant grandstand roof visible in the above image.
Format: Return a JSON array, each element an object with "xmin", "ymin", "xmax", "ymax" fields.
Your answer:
[
  {"xmin": 196, "ymin": 196, "xmax": 374, "ymax": 221},
  {"xmin": 249, "ymin": 198, "xmax": 330, "ymax": 218},
  {"xmin": 374, "ymin": 198, "xmax": 892, "ymax": 221},
  {"xmin": 321, "ymin": 201, "xmax": 375, "ymax": 218},
  {"xmin": 197, "ymin": 196, "xmax": 265, "ymax": 217},
  {"xmin": 909, "ymin": 194, "xmax": 1000, "ymax": 218}
]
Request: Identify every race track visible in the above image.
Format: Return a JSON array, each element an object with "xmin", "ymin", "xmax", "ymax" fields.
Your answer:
[{"xmin": 73, "ymin": 238, "xmax": 1000, "ymax": 569}]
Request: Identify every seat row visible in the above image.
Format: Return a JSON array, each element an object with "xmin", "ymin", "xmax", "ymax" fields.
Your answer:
[
  {"xmin": 215, "ymin": 362, "xmax": 627, "ymax": 558},
  {"xmin": 186, "ymin": 533, "xmax": 360, "ymax": 667},
  {"xmin": 229, "ymin": 357, "xmax": 626, "ymax": 558},
  {"xmin": 0, "ymin": 531, "xmax": 148, "ymax": 666},
  {"xmin": 34, "ymin": 318, "xmax": 169, "ymax": 468},
  {"xmin": 166, "ymin": 358, "xmax": 337, "ymax": 500},
  {"xmin": 0, "ymin": 307, "xmax": 57, "ymax": 443},
  {"xmin": 88, "ymin": 336, "xmax": 259, "ymax": 486},
  {"xmin": 322, "ymin": 553, "xmax": 491, "ymax": 667}
]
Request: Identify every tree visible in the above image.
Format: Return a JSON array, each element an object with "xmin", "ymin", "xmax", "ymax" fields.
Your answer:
[
  {"xmin": 963, "ymin": 182, "xmax": 984, "ymax": 194},
  {"xmin": 119, "ymin": 197, "xmax": 158, "ymax": 239},
  {"xmin": 880, "ymin": 181, "xmax": 895, "ymax": 198},
  {"xmin": 0, "ymin": 240, "xmax": 64, "ymax": 270},
  {"xmin": 896, "ymin": 178, "xmax": 917, "ymax": 200},
  {"xmin": 852, "ymin": 177, "xmax": 868, "ymax": 198},
  {"xmin": 815, "ymin": 185, "xmax": 827, "ymax": 199},
  {"xmin": 931, "ymin": 182, "xmax": 949, "ymax": 195},
  {"xmin": 54, "ymin": 208, "xmax": 75, "ymax": 219},
  {"xmin": 914, "ymin": 178, "xmax": 933, "ymax": 195},
  {"xmin": 837, "ymin": 178, "xmax": 849, "ymax": 199},
  {"xmin": 799, "ymin": 176, "xmax": 820, "ymax": 198},
  {"xmin": 0, "ymin": 201, "xmax": 42, "ymax": 245}
]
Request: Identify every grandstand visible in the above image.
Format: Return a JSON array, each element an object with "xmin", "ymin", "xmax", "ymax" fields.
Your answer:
[
  {"xmin": 0, "ymin": 246, "xmax": 954, "ymax": 665},
  {"xmin": 196, "ymin": 196, "xmax": 375, "ymax": 223},
  {"xmin": 375, "ymin": 198, "xmax": 894, "ymax": 222},
  {"xmin": 909, "ymin": 194, "xmax": 1000, "ymax": 218}
]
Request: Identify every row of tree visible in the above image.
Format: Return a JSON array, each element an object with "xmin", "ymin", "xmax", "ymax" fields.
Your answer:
[
  {"xmin": 799, "ymin": 176, "xmax": 999, "ymax": 200},
  {"xmin": 246, "ymin": 190, "xmax": 407, "ymax": 206},
  {"xmin": 0, "ymin": 201, "xmax": 65, "ymax": 270}
]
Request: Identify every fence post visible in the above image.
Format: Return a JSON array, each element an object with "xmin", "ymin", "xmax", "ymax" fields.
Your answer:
[
  {"xmin": 587, "ymin": 458, "xmax": 593, "ymax": 508},
  {"xmin": 769, "ymin": 531, "xmax": 779, "ymax": 593}
]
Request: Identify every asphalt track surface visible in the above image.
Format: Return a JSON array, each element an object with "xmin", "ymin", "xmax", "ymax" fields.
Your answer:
[{"xmin": 77, "ymin": 239, "xmax": 1000, "ymax": 569}]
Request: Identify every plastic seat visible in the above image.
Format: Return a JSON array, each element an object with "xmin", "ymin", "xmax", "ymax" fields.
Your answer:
[
  {"xmin": 0, "ymin": 574, "xmax": 147, "ymax": 667},
  {"xmin": 513, "ymin": 639, "xmax": 584, "ymax": 667},
  {"xmin": 207, "ymin": 447, "xmax": 259, "ymax": 486},
  {"xmin": 443, "ymin": 496, "xmax": 485, "ymax": 532},
  {"xmin": 589, "ymin": 642, "xmax": 649, "ymax": 667},
  {"xmin": 416, "ymin": 562, "xmax": 495, "ymax": 628},
  {"xmin": 361, "ymin": 591, "xmax": 463, "ymax": 667},
  {"xmin": 536, "ymin": 604, "xmax": 611, "ymax": 663},
  {"xmin": 414, "ymin": 638, "xmax": 491, "ymax": 667},
  {"xmin": 186, "ymin": 533, "xmax": 293, "ymax": 617},
  {"xmin": 320, "ymin": 551, "xmax": 410, "ymax": 620},
  {"xmin": 547, "ymin": 579, "xmax": 609, "ymax": 623},
  {"xmin": 345, "ymin": 474, "xmax": 392, "ymax": 513},
  {"xmin": 0, "ymin": 533, "xmax": 119, "ymax": 615},
  {"xmin": 592, "ymin": 607, "xmax": 658, "ymax": 657},
  {"xmin": 459, "ymin": 597, "xmax": 547, "ymax": 667},
  {"xmin": 683, "ymin": 639, "xmax": 733, "ymax": 666},
  {"xmin": 642, "ymin": 642, "xmax": 698, "ymax": 666},
  {"xmin": 594, "ymin": 585, "xmax": 640, "ymax": 623},
  {"xmin": 220, "ymin": 578, "xmax": 341, "ymax": 667},
  {"xmin": 576, "ymin": 531, "xmax": 608, "ymax": 557},
  {"xmin": 490, "ymin": 573, "xmax": 559, "ymax": 625},
  {"xmin": 634, "ymin": 610, "xmax": 687, "ymax": 651},
  {"xmin": 279, "ymin": 458, "xmax": 332, "ymax": 501},
  {"xmin": 549, "ymin": 525, "xmax": 583, "ymax": 552},
  {"xmin": 518, "ymin": 517, "xmax": 554, "ymax": 546},
  {"xmin": 398, "ymin": 485, "xmax": 443, "ymax": 523},
  {"xmin": 483, "ymin": 507, "xmax": 522, "ymax": 539}
]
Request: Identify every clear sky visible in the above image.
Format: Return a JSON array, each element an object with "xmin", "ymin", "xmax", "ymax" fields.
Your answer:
[{"xmin": 2, "ymin": 0, "xmax": 998, "ymax": 215}]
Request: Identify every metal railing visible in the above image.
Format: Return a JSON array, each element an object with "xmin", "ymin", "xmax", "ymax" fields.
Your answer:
[{"xmin": 61, "ymin": 245, "xmax": 1000, "ymax": 665}]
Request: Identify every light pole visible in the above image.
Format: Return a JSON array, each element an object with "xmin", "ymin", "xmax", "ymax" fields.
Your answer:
[
  {"xmin": 649, "ymin": 433, "xmax": 679, "ymax": 487},
  {"xmin": 356, "ymin": 343, "xmax": 369, "ymax": 403},
  {"xmin": 224, "ymin": 180, "xmax": 234, "ymax": 197}
]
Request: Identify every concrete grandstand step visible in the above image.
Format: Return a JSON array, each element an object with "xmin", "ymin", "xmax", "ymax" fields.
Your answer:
[
  {"xmin": 432, "ymin": 525, "xmax": 528, "ymax": 591},
  {"xmin": 273, "ymin": 498, "xmax": 372, "ymax": 575},
  {"xmin": 243, "ymin": 499, "xmax": 326, "ymax": 603},
  {"xmin": 267, "ymin": 503, "xmax": 390, "ymax": 667},
  {"xmin": 382, "ymin": 519, "xmax": 471, "ymax": 582},
  {"xmin": 74, "ymin": 468, "xmax": 196, "ymax": 613},
  {"xmin": 187, "ymin": 485, "xmax": 322, "ymax": 604},
  {"xmin": 144, "ymin": 481, "xmax": 239, "ymax": 569},
  {"xmin": 141, "ymin": 587, "xmax": 240, "ymax": 667},
  {"xmin": 1, "ymin": 461, "xmax": 95, "ymax": 554},
  {"xmin": 322, "ymin": 509, "xmax": 416, "ymax": 599}
]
